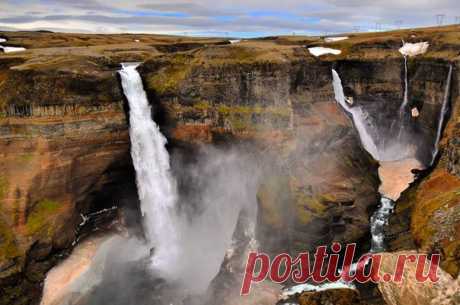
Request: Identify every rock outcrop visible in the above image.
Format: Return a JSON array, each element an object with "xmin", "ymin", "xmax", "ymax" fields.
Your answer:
[{"xmin": 377, "ymin": 251, "xmax": 459, "ymax": 305}]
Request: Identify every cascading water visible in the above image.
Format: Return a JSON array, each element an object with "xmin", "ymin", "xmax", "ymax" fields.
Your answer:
[
  {"xmin": 332, "ymin": 70, "xmax": 380, "ymax": 160},
  {"xmin": 119, "ymin": 63, "xmax": 180, "ymax": 277},
  {"xmin": 119, "ymin": 63, "xmax": 257, "ymax": 295},
  {"xmin": 332, "ymin": 69, "xmax": 397, "ymax": 253},
  {"xmin": 332, "ymin": 63, "xmax": 453, "ymax": 254},
  {"xmin": 400, "ymin": 55, "xmax": 409, "ymax": 113},
  {"xmin": 369, "ymin": 197, "xmax": 395, "ymax": 252},
  {"xmin": 431, "ymin": 64, "xmax": 453, "ymax": 165}
]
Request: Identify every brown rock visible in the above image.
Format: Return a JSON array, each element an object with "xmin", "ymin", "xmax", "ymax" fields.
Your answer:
[
  {"xmin": 377, "ymin": 251, "xmax": 458, "ymax": 305},
  {"xmin": 298, "ymin": 288, "xmax": 363, "ymax": 305}
]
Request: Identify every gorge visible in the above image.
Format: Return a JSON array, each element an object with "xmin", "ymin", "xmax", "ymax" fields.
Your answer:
[{"xmin": 0, "ymin": 26, "xmax": 459, "ymax": 305}]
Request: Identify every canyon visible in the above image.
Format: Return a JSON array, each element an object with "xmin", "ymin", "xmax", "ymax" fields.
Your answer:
[{"xmin": 0, "ymin": 26, "xmax": 459, "ymax": 305}]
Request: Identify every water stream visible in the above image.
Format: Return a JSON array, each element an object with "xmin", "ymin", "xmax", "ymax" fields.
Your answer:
[
  {"xmin": 119, "ymin": 63, "xmax": 257, "ymax": 294},
  {"xmin": 400, "ymin": 55, "xmax": 409, "ymax": 113},
  {"xmin": 119, "ymin": 62, "xmax": 181, "ymax": 278},
  {"xmin": 332, "ymin": 63, "xmax": 453, "ymax": 253},
  {"xmin": 432, "ymin": 64, "xmax": 453, "ymax": 165}
]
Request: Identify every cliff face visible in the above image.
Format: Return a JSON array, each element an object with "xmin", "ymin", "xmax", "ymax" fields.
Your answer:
[
  {"xmin": 402, "ymin": 66, "xmax": 460, "ymax": 277},
  {"xmin": 139, "ymin": 52, "xmax": 382, "ymax": 256},
  {"xmin": 0, "ymin": 26, "xmax": 459, "ymax": 305},
  {"xmin": 0, "ymin": 58, "xmax": 134, "ymax": 304},
  {"xmin": 139, "ymin": 42, "xmax": 456, "ymax": 258}
]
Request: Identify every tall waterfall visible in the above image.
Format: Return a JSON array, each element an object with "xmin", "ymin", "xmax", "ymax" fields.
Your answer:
[
  {"xmin": 119, "ymin": 63, "xmax": 255, "ymax": 294},
  {"xmin": 119, "ymin": 63, "xmax": 180, "ymax": 276},
  {"xmin": 332, "ymin": 70, "xmax": 380, "ymax": 160},
  {"xmin": 400, "ymin": 55, "xmax": 409, "ymax": 112},
  {"xmin": 332, "ymin": 68, "xmax": 414, "ymax": 253},
  {"xmin": 431, "ymin": 64, "xmax": 453, "ymax": 165}
]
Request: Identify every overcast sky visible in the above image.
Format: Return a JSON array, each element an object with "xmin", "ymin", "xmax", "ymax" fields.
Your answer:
[{"xmin": 0, "ymin": 0, "xmax": 459, "ymax": 37}]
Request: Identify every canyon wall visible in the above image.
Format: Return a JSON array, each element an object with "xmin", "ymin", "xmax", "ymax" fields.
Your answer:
[
  {"xmin": 0, "ymin": 59, "xmax": 135, "ymax": 304},
  {"xmin": 0, "ymin": 28, "xmax": 458, "ymax": 305}
]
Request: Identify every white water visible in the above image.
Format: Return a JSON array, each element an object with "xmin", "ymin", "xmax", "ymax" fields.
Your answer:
[
  {"xmin": 332, "ymin": 64, "xmax": 453, "ymax": 253},
  {"xmin": 431, "ymin": 64, "xmax": 453, "ymax": 165},
  {"xmin": 332, "ymin": 69, "xmax": 411, "ymax": 253},
  {"xmin": 370, "ymin": 197, "xmax": 395, "ymax": 252},
  {"xmin": 400, "ymin": 55, "xmax": 409, "ymax": 112},
  {"xmin": 119, "ymin": 63, "xmax": 180, "ymax": 277},
  {"xmin": 119, "ymin": 63, "xmax": 256, "ymax": 294},
  {"xmin": 280, "ymin": 282, "xmax": 355, "ymax": 300},
  {"xmin": 332, "ymin": 69, "xmax": 380, "ymax": 160}
]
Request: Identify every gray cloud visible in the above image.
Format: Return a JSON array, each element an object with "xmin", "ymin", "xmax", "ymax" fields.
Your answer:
[
  {"xmin": 137, "ymin": 2, "xmax": 241, "ymax": 17},
  {"xmin": 0, "ymin": 0, "xmax": 459, "ymax": 36}
]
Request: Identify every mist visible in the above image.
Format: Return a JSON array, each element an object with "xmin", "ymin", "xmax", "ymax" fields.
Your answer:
[{"xmin": 47, "ymin": 144, "xmax": 263, "ymax": 305}]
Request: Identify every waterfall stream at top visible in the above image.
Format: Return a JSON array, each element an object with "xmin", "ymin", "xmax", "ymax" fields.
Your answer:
[{"xmin": 400, "ymin": 55, "xmax": 409, "ymax": 113}]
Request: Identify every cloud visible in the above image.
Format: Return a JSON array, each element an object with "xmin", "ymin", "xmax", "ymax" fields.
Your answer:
[{"xmin": 0, "ymin": 0, "xmax": 459, "ymax": 37}]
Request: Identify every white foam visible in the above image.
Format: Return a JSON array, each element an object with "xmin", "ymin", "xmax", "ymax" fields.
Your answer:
[
  {"xmin": 280, "ymin": 282, "xmax": 355, "ymax": 300},
  {"xmin": 399, "ymin": 42, "xmax": 429, "ymax": 57},
  {"xmin": 308, "ymin": 47, "xmax": 341, "ymax": 57},
  {"xmin": 325, "ymin": 36, "xmax": 348, "ymax": 42}
]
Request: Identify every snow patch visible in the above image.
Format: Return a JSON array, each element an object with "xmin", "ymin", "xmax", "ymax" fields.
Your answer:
[
  {"xmin": 399, "ymin": 42, "xmax": 429, "ymax": 57},
  {"xmin": 0, "ymin": 38, "xmax": 27, "ymax": 53},
  {"xmin": 308, "ymin": 47, "xmax": 341, "ymax": 57},
  {"xmin": 229, "ymin": 39, "xmax": 241, "ymax": 44},
  {"xmin": 0, "ymin": 46, "xmax": 26, "ymax": 53},
  {"xmin": 325, "ymin": 36, "xmax": 348, "ymax": 42}
]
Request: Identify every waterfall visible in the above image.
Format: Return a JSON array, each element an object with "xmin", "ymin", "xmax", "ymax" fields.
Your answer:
[
  {"xmin": 332, "ymin": 69, "xmax": 380, "ymax": 160},
  {"xmin": 431, "ymin": 64, "xmax": 453, "ymax": 165},
  {"xmin": 400, "ymin": 55, "xmax": 409, "ymax": 112},
  {"xmin": 119, "ymin": 63, "xmax": 255, "ymax": 294},
  {"xmin": 332, "ymin": 69, "xmax": 416, "ymax": 253},
  {"xmin": 118, "ymin": 63, "xmax": 180, "ymax": 276},
  {"xmin": 332, "ymin": 64, "xmax": 453, "ymax": 254}
]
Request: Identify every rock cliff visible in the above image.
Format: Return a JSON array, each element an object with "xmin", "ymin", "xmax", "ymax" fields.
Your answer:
[{"xmin": 0, "ymin": 25, "xmax": 459, "ymax": 304}]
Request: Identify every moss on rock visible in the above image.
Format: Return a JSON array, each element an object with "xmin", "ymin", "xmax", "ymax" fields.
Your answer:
[{"xmin": 26, "ymin": 199, "xmax": 61, "ymax": 236}]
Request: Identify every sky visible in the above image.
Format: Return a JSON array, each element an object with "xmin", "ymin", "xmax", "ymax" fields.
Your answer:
[{"xmin": 0, "ymin": 0, "xmax": 459, "ymax": 37}]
